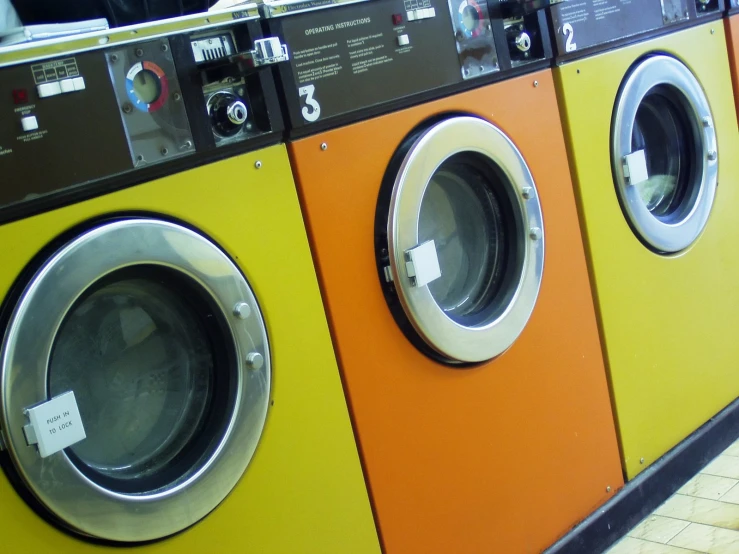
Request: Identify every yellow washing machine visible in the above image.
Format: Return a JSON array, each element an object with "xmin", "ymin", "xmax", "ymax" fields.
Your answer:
[
  {"xmin": 0, "ymin": 8, "xmax": 379, "ymax": 552},
  {"xmin": 550, "ymin": 0, "xmax": 739, "ymax": 479}
]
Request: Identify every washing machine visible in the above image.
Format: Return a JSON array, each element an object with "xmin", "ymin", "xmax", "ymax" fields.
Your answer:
[
  {"xmin": 549, "ymin": 0, "xmax": 739, "ymax": 480},
  {"xmin": 0, "ymin": 8, "xmax": 380, "ymax": 552},
  {"xmin": 261, "ymin": 0, "xmax": 624, "ymax": 551},
  {"xmin": 725, "ymin": 1, "xmax": 739, "ymax": 123}
]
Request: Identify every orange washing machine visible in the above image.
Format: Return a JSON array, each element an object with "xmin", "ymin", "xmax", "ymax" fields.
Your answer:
[
  {"xmin": 261, "ymin": 0, "xmax": 623, "ymax": 552},
  {"xmin": 726, "ymin": 1, "xmax": 739, "ymax": 121}
]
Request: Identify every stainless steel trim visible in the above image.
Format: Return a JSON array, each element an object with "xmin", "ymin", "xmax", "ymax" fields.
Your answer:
[
  {"xmin": 0, "ymin": 219, "xmax": 270, "ymax": 542},
  {"xmin": 0, "ymin": 5, "xmax": 260, "ymax": 68},
  {"xmin": 612, "ymin": 55, "xmax": 717, "ymax": 253},
  {"xmin": 259, "ymin": 0, "xmax": 371, "ymax": 18},
  {"xmin": 386, "ymin": 117, "xmax": 545, "ymax": 364}
]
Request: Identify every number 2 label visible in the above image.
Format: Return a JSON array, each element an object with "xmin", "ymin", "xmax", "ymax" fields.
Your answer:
[
  {"xmin": 563, "ymin": 23, "xmax": 577, "ymax": 52},
  {"xmin": 299, "ymin": 84, "xmax": 321, "ymax": 123}
]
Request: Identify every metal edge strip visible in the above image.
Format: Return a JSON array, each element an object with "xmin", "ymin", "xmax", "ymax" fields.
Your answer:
[
  {"xmin": 258, "ymin": 0, "xmax": 371, "ymax": 18},
  {"xmin": 543, "ymin": 397, "xmax": 739, "ymax": 554},
  {"xmin": 0, "ymin": 5, "xmax": 260, "ymax": 68}
]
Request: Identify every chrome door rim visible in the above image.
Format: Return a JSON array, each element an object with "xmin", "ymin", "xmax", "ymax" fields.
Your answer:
[
  {"xmin": 612, "ymin": 54, "xmax": 717, "ymax": 253},
  {"xmin": 0, "ymin": 218, "xmax": 270, "ymax": 542},
  {"xmin": 387, "ymin": 116, "xmax": 545, "ymax": 363}
]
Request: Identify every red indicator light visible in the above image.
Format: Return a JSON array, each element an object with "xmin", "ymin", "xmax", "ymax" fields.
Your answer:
[
  {"xmin": 392, "ymin": 13, "xmax": 403, "ymax": 25},
  {"xmin": 12, "ymin": 89, "xmax": 28, "ymax": 104}
]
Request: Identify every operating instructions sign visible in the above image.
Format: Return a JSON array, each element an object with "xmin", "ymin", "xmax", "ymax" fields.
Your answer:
[
  {"xmin": 549, "ymin": 0, "xmax": 688, "ymax": 57},
  {"xmin": 276, "ymin": 0, "xmax": 460, "ymax": 125}
]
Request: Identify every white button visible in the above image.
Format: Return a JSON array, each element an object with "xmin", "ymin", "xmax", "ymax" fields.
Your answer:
[
  {"xmin": 37, "ymin": 82, "xmax": 62, "ymax": 98},
  {"xmin": 72, "ymin": 77, "xmax": 85, "ymax": 91},
  {"xmin": 21, "ymin": 115, "xmax": 38, "ymax": 132},
  {"xmin": 406, "ymin": 9, "xmax": 416, "ymax": 20},
  {"xmin": 60, "ymin": 79, "xmax": 75, "ymax": 93},
  {"xmin": 428, "ymin": 7, "xmax": 436, "ymax": 17},
  {"xmin": 398, "ymin": 34, "xmax": 410, "ymax": 46}
]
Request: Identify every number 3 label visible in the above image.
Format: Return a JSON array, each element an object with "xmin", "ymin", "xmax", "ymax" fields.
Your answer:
[
  {"xmin": 563, "ymin": 23, "xmax": 577, "ymax": 52},
  {"xmin": 299, "ymin": 84, "xmax": 321, "ymax": 123}
]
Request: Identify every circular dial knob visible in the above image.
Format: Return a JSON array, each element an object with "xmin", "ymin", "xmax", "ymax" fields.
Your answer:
[
  {"xmin": 513, "ymin": 31, "xmax": 532, "ymax": 52},
  {"xmin": 208, "ymin": 92, "xmax": 248, "ymax": 137}
]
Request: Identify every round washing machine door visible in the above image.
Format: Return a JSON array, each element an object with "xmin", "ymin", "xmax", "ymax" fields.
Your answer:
[
  {"xmin": 377, "ymin": 116, "xmax": 544, "ymax": 365},
  {"xmin": 0, "ymin": 219, "xmax": 269, "ymax": 543},
  {"xmin": 612, "ymin": 54, "xmax": 718, "ymax": 253}
]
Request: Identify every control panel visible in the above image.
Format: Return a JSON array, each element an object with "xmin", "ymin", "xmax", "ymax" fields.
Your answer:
[
  {"xmin": 264, "ymin": 0, "xmax": 552, "ymax": 131},
  {"xmin": 0, "ymin": 19, "xmax": 286, "ymax": 215},
  {"xmin": 547, "ymin": 0, "xmax": 724, "ymax": 59}
]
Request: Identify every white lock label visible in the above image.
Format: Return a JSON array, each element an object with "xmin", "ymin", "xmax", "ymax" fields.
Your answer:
[{"xmin": 25, "ymin": 391, "xmax": 86, "ymax": 458}]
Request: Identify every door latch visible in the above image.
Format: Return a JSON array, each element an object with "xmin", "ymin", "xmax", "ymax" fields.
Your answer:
[
  {"xmin": 230, "ymin": 37, "xmax": 289, "ymax": 69},
  {"xmin": 405, "ymin": 240, "xmax": 442, "ymax": 288},
  {"xmin": 623, "ymin": 149, "xmax": 649, "ymax": 185}
]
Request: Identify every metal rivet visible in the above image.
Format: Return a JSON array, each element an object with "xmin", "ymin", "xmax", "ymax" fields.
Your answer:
[
  {"xmin": 577, "ymin": 69, "xmax": 581, "ymax": 74},
  {"xmin": 529, "ymin": 227, "xmax": 542, "ymax": 240},
  {"xmin": 703, "ymin": 117, "xmax": 712, "ymax": 127},
  {"xmin": 708, "ymin": 150, "xmax": 718, "ymax": 161},
  {"xmin": 110, "ymin": 54, "xmax": 118, "ymax": 63},
  {"xmin": 98, "ymin": 36, "xmax": 110, "ymax": 45},
  {"xmin": 255, "ymin": 160, "xmax": 262, "ymax": 169},
  {"xmin": 135, "ymin": 48, "xmax": 144, "ymax": 57},
  {"xmin": 161, "ymin": 43, "xmax": 169, "ymax": 51},
  {"xmin": 606, "ymin": 486, "xmax": 612, "ymax": 493},
  {"xmin": 640, "ymin": 457, "xmax": 645, "ymax": 464},
  {"xmin": 184, "ymin": 140, "xmax": 193, "ymax": 148},
  {"xmin": 533, "ymin": 80, "xmax": 539, "ymax": 87},
  {"xmin": 320, "ymin": 142, "xmax": 328, "ymax": 151},
  {"xmin": 173, "ymin": 92, "xmax": 182, "ymax": 101},
  {"xmin": 160, "ymin": 147, "xmax": 169, "ymax": 156},
  {"xmin": 233, "ymin": 302, "xmax": 251, "ymax": 319},
  {"xmin": 479, "ymin": 65, "xmax": 485, "ymax": 71},
  {"xmin": 136, "ymin": 154, "xmax": 144, "ymax": 163},
  {"xmin": 711, "ymin": 28, "xmax": 715, "ymax": 34},
  {"xmin": 246, "ymin": 352, "xmax": 264, "ymax": 370},
  {"xmin": 522, "ymin": 187, "xmax": 533, "ymax": 199},
  {"xmin": 122, "ymin": 103, "xmax": 133, "ymax": 114}
]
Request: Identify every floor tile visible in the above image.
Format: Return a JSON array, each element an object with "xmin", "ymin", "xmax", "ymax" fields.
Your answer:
[
  {"xmin": 669, "ymin": 522, "xmax": 739, "ymax": 553},
  {"xmin": 653, "ymin": 495, "xmax": 739, "ymax": 530},
  {"xmin": 718, "ymin": 483, "xmax": 739, "ymax": 506},
  {"xmin": 702, "ymin": 456, "xmax": 739, "ymax": 480},
  {"xmin": 678, "ymin": 474, "xmax": 739, "ymax": 501},
  {"xmin": 629, "ymin": 515, "xmax": 691, "ymax": 544},
  {"xmin": 606, "ymin": 536, "xmax": 700, "ymax": 553},
  {"xmin": 722, "ymin": 441, "xmax": 739, "ymax": 459}
]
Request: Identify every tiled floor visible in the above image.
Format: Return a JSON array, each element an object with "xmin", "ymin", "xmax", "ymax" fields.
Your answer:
[{"xmin": 605, "ymin": 439, "xmax": 739, "ymax": 553}]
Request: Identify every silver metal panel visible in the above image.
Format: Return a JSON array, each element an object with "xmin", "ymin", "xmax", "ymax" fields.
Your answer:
[{"xmin": 0, "ymin": 219, "xmax": 270, "ymax": 542}]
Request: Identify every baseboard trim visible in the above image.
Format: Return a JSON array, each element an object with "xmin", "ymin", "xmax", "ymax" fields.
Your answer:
[{"xmin": 544, "ymin": 397, "xmax": 739, "ymax": 554}]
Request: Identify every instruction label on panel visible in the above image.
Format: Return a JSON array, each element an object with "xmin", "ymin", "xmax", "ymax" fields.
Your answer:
[
  {"xmin": 25, "ymin": 391, "xmax": 86, "ymax": 458},
  {"xmin": 549, "ymin": 0, "xmax": 684, "ymax": 56}
]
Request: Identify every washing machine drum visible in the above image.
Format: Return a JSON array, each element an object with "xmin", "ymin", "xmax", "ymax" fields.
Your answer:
[
  {"xmin": 612, "ymin": 54, "xmax": 718, "ymax": 253},
  {"xmin": 0, "ymin": 219, "xmax": 269, "ymax": 543},
  {"xmin": 376, "ymin": 116, "xmax": 545, "ymax": 365}
]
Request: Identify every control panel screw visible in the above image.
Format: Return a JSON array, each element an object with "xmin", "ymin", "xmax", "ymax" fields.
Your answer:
[
  {"xmin": 233, "ymin": 302, "xmax": 251, "ymax": 319},
  {"xmin": 183, "ymin": 140, "xmax": 193, "ymax": 148},
  {"xmin": 703, "ymin": 117, "xmax": 713, "ymax": 127},
  {"xmin": 110, "ymin": 54, "xmax": 118, "ymax": 63},
  {"xmin": 173, "ymin": 92, "xmax": 182, "ymax": 101},
  {"xmin": 708, "ymin": 150, "xmax": 718, "ymax": 161},
  {"xmin": 160, "ymin": 147, "xmax": 169, "ymax": 156},
  {"xmin": 533, "ymin": 80, "xmax": 539, "ymax": 87},
  {"xmin": 161, "ymin": 43, "xmax": 169, "ymax": 51},
  {"xmin": 136, "ymin": 154, "xmax": 145, "ymax": 163},
  {"xmin": 320, "ymin": 142, "xmax": 328, "ymax": 151},
  {"xmin": 606, "ymin": 486, "xmax": 612, "ymax": 493},
  {"xmin": 479, "ymin": 65, "xmax": 485, "ymax": 72},
  {"xmin": 255, "ymin": 160, "xmax": 262, "ymax": 169},
  {"xmin": 245, "ymin": 352, "xmax": 264, "ymax": 370},
  {"xmin": 711, "ymin": 28, "xmax": 715, "ymax": 35},
  {"xmin": 122, "ymin": 102, "xmax": 133, "ymax": 114},
  {"xmin": 522, "ymin": 187, "xmax": 533, "ymax": 199},
  {"xmin": 529, "ymin": 227, "xmax": 542, "ymax": 240},
  {"xmin": 135, "ymin": 48, "xmax": 144, "ymax": 57},
  {"xmin": 640, "ymin": 457, "xmax": 645, "ymax": 464}
]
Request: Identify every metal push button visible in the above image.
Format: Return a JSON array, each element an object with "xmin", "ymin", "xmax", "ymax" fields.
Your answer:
[
  {"xmin": 37, "ymin": 81, "xmax": 62, "ymax": 98},
  {"xmin": 21, "ymin": 116, "xmax": 38, "ymax": 132},
  {"xmin": 398, "ymin": 34, "xmax": 410, "ymax": 46}
]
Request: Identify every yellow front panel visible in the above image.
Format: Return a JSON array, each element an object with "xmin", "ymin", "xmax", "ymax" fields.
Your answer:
[
  {"xmin": 0, "ymin": 145, "xmax": 381, "ymax": 553},
  {"xmin": 555, "ymin": 23, "xmax": 739, "ymax": 479}
]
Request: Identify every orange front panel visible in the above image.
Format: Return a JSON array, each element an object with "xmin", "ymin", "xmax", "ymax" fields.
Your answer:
[
  {"xmin": 725, "ymin": 15, "xmax": 739, "ymax": 128},
  {"xmin": 289, "ymin": 70, "xmax": 622, "ymax": 554}
]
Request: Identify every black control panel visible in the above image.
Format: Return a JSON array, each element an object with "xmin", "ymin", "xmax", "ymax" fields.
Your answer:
[
  {"xmin": 547, "ymin": 0, "xmax": 725, "ymax": 60},
  {"xmin": 0, "ymin": 18, "xmax": 284, "ymax": 221},
  {"xmin": 729, "ymin": 0, "xmax": 739, "ymax": 13},
  {"xmin": 264, "ymin": 0, "xmax": 552, "ymax": 134}
]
